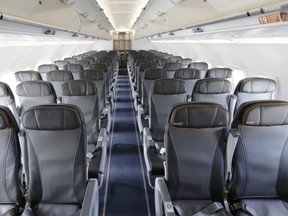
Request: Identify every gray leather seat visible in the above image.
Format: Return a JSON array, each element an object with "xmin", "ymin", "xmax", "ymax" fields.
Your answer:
[
  {"xmin": 233, "ymin": 77, "xmax": 276, "ymax": 112},
  {"xmin": 168, "ymin": 56, "xmax": 182, "ymax": 63},
  {"xmin": 137, "ymin": 62, "xmax": 157, "ymax": 99},
  {"xmin": 14, "ymin": 70, "xmax": 42, "ymax": 82},
  {"xmin": 64, "ymin": 57, "xmax": 77, "ymax": 64},
  {"xmin": 15, "ymin": 81, "xmax": 56, "ymax": 116},
  {"xmin": 0, "ymin": 106, "xmax": 22, "ymax": 215},
  {"xmin": 46, "ymin": 70, "xmax": 73, "ymax": 97},
  {"xmin": 88, "ymin": 63, "xmax": 109, "ymax": 97},
  {"xmin": 66, "ymin": 64, "xmax": 84, "ymax": 80},
  {"xmin": 77, "ymin": 59, "xmax": 90, "ymax": 69},
  {"xmin": 227, "ymin": 101, "xmax": 288, "ymax": 216},
  {"xmin": 188, "ymin": 62, "xmax": 209, "ymax": 78},
  {"xmin": 38, "ymin": 64, "xmax": 59, "ymax": 81},
  {"xmin": 0, "ymin": 82, "xmax": 20, "ymax": 125},
  {"xmin": 80, "ymin": 70, "xmax": 106, "ymax": 116},
  {"xmin": 157, "ymin": 58, "xmax": 169, "ymax": 69},
  {"xmin": 155, "ymin": 102, "xmax": 231, "ymax": 216},
  {"xmin": 21, "ymin": 104, "xmax": 99, "ymax": 216},
  {"xmin": 174, "ymin": 68, "xmax": 201, "ymax": 95},
  {"xmin": 180, "ymin": 58, "xmax": 192, "ymax": 68},
  {"xmin": 143, "ymin": 78, "xmax": 187, "ymax": 185},
  {"xmin": 54, "ymin": 60, "xmax": 69, "ymax": 70},
  {"xmin": 205, "ymin": 67, "xmax": 233, "ymax": 83},
  {"xmin": 192, "ymin": 78, "xmax": 232, "ymax": 109},
  {"xmin": 163, "ymin": 62, "xmax": 182, "ymax": 78},
  {"xmin": 61, "ymin": 80, "xmax": 107, "ymax": 181},
  {"xmin": 61, "ymin": 80, "xmax": 99, "ymax": 145}
]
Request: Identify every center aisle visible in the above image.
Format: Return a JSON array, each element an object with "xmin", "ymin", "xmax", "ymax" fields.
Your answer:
[{"xmin": 99, "ymin": 73, "xmax": 155, "ymax": 216}]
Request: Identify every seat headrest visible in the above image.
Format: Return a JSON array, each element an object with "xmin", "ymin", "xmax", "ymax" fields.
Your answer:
[
  {"xmin": 234, "ymin": 100, "xmax": 288, "ymax": 127},
  {"xmin": 194, "ymin": 78, "xmax": 231, "ymax": 94},
  {"xmin": 61, "ymin": 80, "xmax": 97, "ymax": 96},
  {"xmin": 139, "ymin": 62, "xmax": 157, "ymax": 71},
  {"xmin": 22, "ymin": 104, "xmax": 84, "ymax": 130},
  {"xmin": 163, "ymin": 62, "xmax": 182, "ymax": 70},
  {"xmin": 0, "ymin": 82, "xmax": 14, "ymax": 98},
  {"xmin": 89, "ymin": 63, "xmax": 108, "ymax": 72},
  {"xmin": 188, "ymin": 62, "xmax": 208, "ymax": 70},
  {"xmin": 144, "ymin": 68, "xmax": 166, "ymax": 80},
  {"xmin": 157, "ymin": 58, "xmax": 169, "ymax": 66},
  {"xmin": 206, "ymin": 68, "xmax": 232, "ymax": 78},
  {"xmin": 152, "ymin": 78, "xmax": 186, "ymax": 95},
  {"xmin": 81, "ymin": 70, "xmax": 104, "ymax": 80},
  {"xmin": 14, "ymin": 70, "xmax": 41, "ymax": 81},
  {"xmin": 46, "ymin": 70, "xmax": 73, "ymax": 81},
  {"xmin": 16, "ymin": 81, "xmax": 55, "ymax": 96},
  {"xmin": 38, "ymin": 64, "xmax": 58, "ymax": 73},
  {"xmin": 169, "ymin": 102, "xmax": 229, "ymax": 128},
  {"xmin": 174, "ymin": 68, "xmax": 201, "ymax": 79},
  {"xmin": 66, "ymin": 64, "xmax": 84, "ymax": 72},
  {"xmin": 0, "ymin": 106, "xmax": 19, "ymax": 130},
  {"xmin": 235, "ymin": 77, "xmax": 276, "ymax": 93}
]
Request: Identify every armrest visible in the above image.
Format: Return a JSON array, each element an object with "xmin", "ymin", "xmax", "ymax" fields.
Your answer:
[
  {"xmin": 137, "ymin": 104, "xmax": 144, "ymax": 133},
  {"xmin": 154, "ymin": 177, "xmax": 175, "ymax": 216},
  {"xmin": 143, "ymin": 127, "xmax": 154, "ymax": 148},
  {"xmin": 80, "ymin": 179, "xmax": 99, "ymax": 216},
  {"xmin": 96, "ymin": 128, "xmax": 107, "ymax": 189}
]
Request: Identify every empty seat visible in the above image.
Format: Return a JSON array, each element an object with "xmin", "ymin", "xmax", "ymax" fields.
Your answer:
[
  {"xmin": 0, "ymin": 106, "xmax": 22, "ymax": 215},
  {"xmin": 188, "ymin": 62, "xmax": 208, "ymax": 78},
  {"xmin": 192, "ymin": 78, "xmax": 232, "ymax": 109},
  {"xmin": 226, "ymin": 100, "xmax": 288, "ymax": 216},
  {"xmin": 65, "ymin": 63, "xmax": 84, "ymax": 79},
  {"xmin": 205, "ymin": 67, "xmax": 233, "ymax": 82},
  {"xmin": 15, "ymin": 81, "xmax": 56, "ymax": 116},
  {"xmin": 80, "ymin": 70, "xmax": 106, "ymax": 116},
  {"xmin": 61, "ymin": 80, "xmax": 107, "ymax": 181},
  {"xmin": 61, "ymin": 80, "xmax": 99, "ymax": 145},
  {"xmin": 88, "ymin": 63, "xmax": 109, "ymax": 97},
  {"xmin": 155, "ymin": 102, "xmax": 230, "ymax": 216},
  {"xmin": 38, "ymin": 64, "xmax": 58, "ymax": 81},
  {"xmin": 20, "ymin": 104, "xmax": 99, "ymax": 215},
  {"xmin": 14, "ymin": 70, "xmax": 42, "ymax": 82},
  {"xmin": 0, "ymin": 82, "xmax": 20, "ymax": 125},
  {"xmin": 46, "ymin": 70, "xmax": 73, "ymax": 97},
  {"xmin": 77, "ymin": 59, "xmax": 91, "ymax": 69},
  {"xmin": 143, "ymin": 79, "xmax": 187, "ymax": 185},
  {"xmin": 174, "ymin": 68, "xmax": 201, "ymax": 95},
  {"xmin": 64, "ymin": 57, "xmax": 77, "ymax": 64},
  {"xmin": 180, "ymin": 58, "xmax": 192, "ymax": 68},
  {"xmin": 163, "ymin": 62, "xmax": 182, "ymax": 78},
  {"xmin": 233, "ymin": 77, "xmax": 276, "ymax": 112},
  {"xmin": 54, "ymin": 60, "xmax": 69, "ymax": 70},
  {"xmin": 168, "ymin": 56, "xmax": 182, "ymax": 63},
  {"xmin": 137, "ymin": 62, "xmax": 157, "ymax": 99},
  {"xmin": 157, "ymin": 58, "xmax": 169, "ymax": 69}
]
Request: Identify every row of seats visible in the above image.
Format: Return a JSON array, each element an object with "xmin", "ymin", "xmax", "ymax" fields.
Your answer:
[
  {"xmin": 154, "ymin": 100, "xmax": 288, "ymax": 216},
  {"xmin": 0, "ymin": 50, "xmax": 118, "ymax": 216}
]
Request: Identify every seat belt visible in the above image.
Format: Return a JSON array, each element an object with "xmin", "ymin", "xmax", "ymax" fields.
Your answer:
[
  {"xmin": 225, "ymin": 128, "xmax": 240, "ymax": 183},
  {"xmin": 193, "ymin": 202, "xmax": 226, "ymax": 216}
]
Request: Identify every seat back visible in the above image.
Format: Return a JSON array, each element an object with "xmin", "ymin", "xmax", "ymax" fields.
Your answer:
[
  {"xmin": 205, "ymin": 67, "xmax": 233, "ymax": 83},
  {"xmin": 163, "ymin": 62, "xmax": 182, "ymax": 78},
  {"xmin": 77, "ymin": 60, "xmax": 90, "ymax": 69},
  {"xmin": 0, "ymin": 82, "xmax": 20, "ymax": 124},
  {"xmin": 142, "ymin": 68, "xmax": 167, "ymax": 114},
  {"xmin": 137, "ymin": 62, "xmax": 157, "ymax": 98},
  {"xmin": 15, "ymin": 81, "xmax": 56, "ymax": 116},
  {"xmin": 64, "ymin": 57, "xmax": 77, "ymax": 64},
  {"xmin": 80, "ymin": 70, "xmax": 106, "ymax": 115},
  {"xmin": 150, "ymin": 78, "xmax": 187, "ymax": 141},
  {"xmin": 38, "ymin": 64, "xmax": 58, "ymax": 81},
  {"xmin": 188, "ymin": 62, "xmax": 208, "ymax": 78},
  {"xmin": 168, "ymin": 56, "xmax": 182, "ymax": 63},
  {"xmin": 22, "ymin": 104, "xmax": 87, "ymax": 215},
  {"xmin": 54, "ymin": 60, "xmax": 69, "ymax": 70},
  {"xmin": 166, "ymin": 102, "xmax": 229, "ymax": 201},
  {"xmin": 0, "ymin": 106, "xmax": 22, "ymax": 215},
  {"xmin": 180, "ymin": 58, "xmax": 192, "ymax": 68},
  {"xmin": 193, "ymin": 78, "xmax": 231, "ymax": 109},
  {"xmin": 46, "ymin": 70, "xmax": 73, "ymax": 97},
  {"xmin": 88, "ymin": 63, "xmax": 109, "ymax": 96},
  {"xmin": 66, "ymin": 64, "xmax": 84, "ymax": 80},
  {"xmin": 229, "ymin": 101, "xmax": 288, "ymax": 210},
  {"xmin": 14, "ymin": 70, "xmax": 42, "ymax": 82},
  {"xmin": 233, "ymin": 77, "xmax": 276, "ymax": 111},
  {"xmin": 157, "ymin": 58, "xmax": 169, "ymax": 69},
  {"xmin": 61, "ymin": 80, "xmax": 99, "ymax": 145},
  {"xmin": 174, "ymin": 68, "xmax": 201, "ymax": 95}
]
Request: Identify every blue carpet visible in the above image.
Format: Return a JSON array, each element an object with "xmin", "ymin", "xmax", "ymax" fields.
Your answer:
[{"xmin": 99, "ymin": 75, "xmax": 155, "ymax": 216}]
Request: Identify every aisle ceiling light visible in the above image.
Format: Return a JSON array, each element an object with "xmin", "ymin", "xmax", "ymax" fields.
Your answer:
[{"xmin": 96, "ymin": 0, "xmax": 149, "ymax": 32}]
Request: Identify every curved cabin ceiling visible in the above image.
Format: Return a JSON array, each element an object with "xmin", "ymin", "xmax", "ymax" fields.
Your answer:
[{"xmin": 0, "ymin": 0, "xmax": 285, "ymax": 39}]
